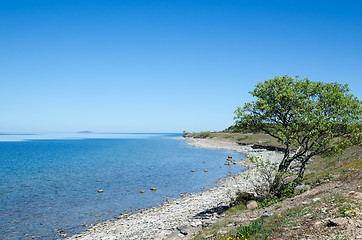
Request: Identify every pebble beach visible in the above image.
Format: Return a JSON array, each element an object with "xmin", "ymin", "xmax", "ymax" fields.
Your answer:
[{"xmin": 67, "ymin": 137, "xmax": 283, "ymax": 240}]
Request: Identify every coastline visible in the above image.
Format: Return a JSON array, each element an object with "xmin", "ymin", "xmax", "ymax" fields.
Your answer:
[{"xmin": 68, "ymin": 137, "xmax": 283, "ymax": 240}]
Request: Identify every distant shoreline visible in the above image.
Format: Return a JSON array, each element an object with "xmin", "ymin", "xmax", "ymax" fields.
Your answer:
[{"xmin": 68, "ymin": 136, "xmax": 283, "ymax": 240}]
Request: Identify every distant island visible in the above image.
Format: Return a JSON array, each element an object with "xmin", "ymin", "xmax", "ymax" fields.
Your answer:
[{"xmin": 78, "ymin": 131, "xmax": 93, "ymax": 134}]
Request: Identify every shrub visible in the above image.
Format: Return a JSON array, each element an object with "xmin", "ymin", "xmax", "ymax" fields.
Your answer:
[
  {"xmin": 231, "ymin": 191, "xmax": 255, "ymax": 206},
  {"xmin": 199, "ymin": 131, "xmax": 212, "ymax": 138}
]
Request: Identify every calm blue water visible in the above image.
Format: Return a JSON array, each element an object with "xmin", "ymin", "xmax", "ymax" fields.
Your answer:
[{"xmin": 0, "ymin": 133, "xmax": 246, "ymax": 239}]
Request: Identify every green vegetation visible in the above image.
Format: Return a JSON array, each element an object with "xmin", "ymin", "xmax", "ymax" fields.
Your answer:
[
  {"xmin": 184, "ymin": 132, "xmax": 282, "ymax": 147},
  {"xmin": 234, "ymin": 75, "xmax": 361, "ymax": 197},
  {"xmin": 183, "ymin": 131, "xmax": 214, "ymax": 139},
  {"xmin": 233, "ymin": 218, "xmax": 264, "ymax": 239},
  {"xmin": 191, "ymin": 140, "xmax": 361, "ymax": 240},
  {"xmin": 188, "ymin": 75, "xmax": 361, "ymax": 240},
  {"xmin": 231, "ymin": 191, "xmax": 255, "ymax": 206},
  {"xmin": 191, "ymin": 138, "xmax": 362, "ymax": 240},
  {"xmin": 303, "ymin": 144, "xmax": 362, "ymax": 184},
  {"xmin": 226, "ymin": 204, "xmax": 248, "ymax": 215}
]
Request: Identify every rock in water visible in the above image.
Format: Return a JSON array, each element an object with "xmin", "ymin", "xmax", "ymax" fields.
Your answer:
[
  {"xmin": 150, "ymin": 187, "xmax": 157, "ymax": 191},
  {"xmin": 204, "ymin": 169, "xmax": 208, "ymax": 172},
  {"xmin": 139, "ymin": 191, "xmax": 145, "ymax": 193},
  {"xmin": 98, "ymin": 189, "xmax": 104, "ymax": 193}
]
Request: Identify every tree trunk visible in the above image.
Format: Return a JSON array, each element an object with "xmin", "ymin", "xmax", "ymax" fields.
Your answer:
[{"xmin": 292, "ymin": 155, "xmax": 311, "ymax": 187}]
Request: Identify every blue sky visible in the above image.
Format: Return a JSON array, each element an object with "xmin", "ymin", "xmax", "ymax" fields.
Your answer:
[{"xmin": 1, "ymin": 0, "xmax": 361, "ymax": 133}]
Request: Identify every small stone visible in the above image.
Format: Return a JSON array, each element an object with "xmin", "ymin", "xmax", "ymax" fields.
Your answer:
[
  {"xmin": 261, "ymin": 211, "xmax": 275, "ymax": 218},
  {"xmin": 327, "ymin": 217, "xmax": 349, "ymax": 228},
  {"xmin": 314, "ymin": 221, "xmax": 323, "ymax": 226},
  {"xmin": 98, "ymin": 189, "xmax": 104, "ymax": 193},
  {"xmin": 165, "ymin": 230, "xmax": 180, "ymax": 240},
  {"xmin": 114, "ymin": 226, "xmax": 125, "ymax": 234},
  {"xmin": 326, "ymin": 220, "xmax": 338, "ymax": 227},
  {"xmin": 246, "ymin": 200, "xmax": 258, "ymax": 210},
  {"xmin": 353, "ymin": 192, "xmax": 362, "ymax": 200},
  {"xmin": 150, "ymin": 187, "xmax": 157, "ymax": 191},
  {"xmin": 190, "ymin": 220, "xmax": 202, "ymax": 227},
  {"xmin": 177, "ymin": 225, "xmax": 189, "ymax": 235},
  {"xmin": 234, "ymin": 220, "xmax": 243, "ymax": 226},
  {"xmin": 312, "ymin": 197, "xmax": 321, "ymax": 202}
]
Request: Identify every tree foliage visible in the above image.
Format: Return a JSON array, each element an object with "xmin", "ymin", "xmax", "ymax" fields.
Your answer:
[{"xmin": 234, "ymin": 75, "xmax": 361, "ymax": 196}]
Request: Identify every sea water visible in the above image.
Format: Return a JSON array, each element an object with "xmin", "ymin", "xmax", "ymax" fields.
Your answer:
[{"xmin": 0, "ymin": 133, "xmax": 246, "ymax": 239}]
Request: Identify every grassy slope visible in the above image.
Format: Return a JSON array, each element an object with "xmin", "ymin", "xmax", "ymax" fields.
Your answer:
[
  {"xmin": 184, "ymin": 132, "xmax": 282, "ymax": 147},
  {"xmin": 189, "ymin": 132, "xmax": 362, "ymax": 240}
]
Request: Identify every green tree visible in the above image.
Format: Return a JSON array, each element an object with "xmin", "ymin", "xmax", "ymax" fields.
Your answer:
[{"xmin": 234, "ymin": 75, "xmax": 361, "ymax": 197}]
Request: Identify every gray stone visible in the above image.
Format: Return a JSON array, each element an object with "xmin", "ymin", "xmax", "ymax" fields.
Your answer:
[
  {"xmin": 165, "ymin": 230, "xmax": 181, "ymax": 240},
  {"xmin": 261, "ymin": 211, "xmax": 275, "ymax": 218},
  {"xmin": 177, "ymin": 225, "xmax": 189, "ymax": 235},
  {"xmin": 114, "ymin": 227, "xmax": 125, "ymax": 234},
  {"xmin": 312, "ymin": 197, "xmax": 321, "ymax": 202},
  {"xmin": 190, "ymin": 220, "xmax": 202, "ymax": 227}
]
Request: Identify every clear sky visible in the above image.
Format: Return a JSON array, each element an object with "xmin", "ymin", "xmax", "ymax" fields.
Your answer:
[{"xmin": 1, "ymin": 0, "xmax": 361, "ymax": 133}]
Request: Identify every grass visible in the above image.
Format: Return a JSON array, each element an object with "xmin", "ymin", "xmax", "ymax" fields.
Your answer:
[
  {"xmin": 303, "ymin": 144, "xmax": 362, "ymax": 184},
  {"xmin": 339, "ymin": 157, "xmax": 362, "ymax": 170},
  {"xmin": 184, "ymin": 132, "xmax": 283, "ymax": 147},
  {"xmin": 226, "ymin": 204, "xmax": 248, "ymax": 215},
  {"xmin": 190, "ymin": 132, "xmax": 361, "ymax": 240},
  {"xmin": 233, "ymin": 218, "xmax": 264, "ymax": 239}
]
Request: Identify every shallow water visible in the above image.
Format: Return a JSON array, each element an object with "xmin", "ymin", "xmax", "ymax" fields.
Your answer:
[{"xmin": 0, "ymin": 133, "xmax": 246, "ymax": 239}]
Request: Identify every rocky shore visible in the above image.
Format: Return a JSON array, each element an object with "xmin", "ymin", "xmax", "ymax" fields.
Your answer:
[{"xmin": 67, "ymin": 137, "xmax": 283, "ymax": 240}]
